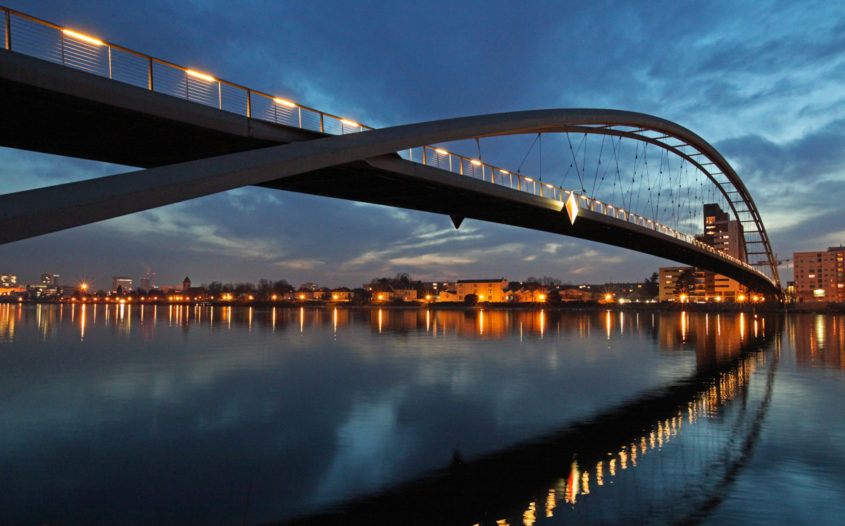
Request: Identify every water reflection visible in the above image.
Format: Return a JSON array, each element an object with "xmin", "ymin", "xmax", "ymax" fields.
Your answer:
[
  {"xmin": 276, "ymin": 317, "xmax": 779, "ymax": 525},
  {"xmin": 0, "ymin": 305, "xmax": 834, "ymax": 524},
  {"xmin": 0, "ymin": 305, "xmax": 771, "ymax": 361},
  {"xmin": 790, "ymin": 314, "xmax": 845, "ymax": 370}
]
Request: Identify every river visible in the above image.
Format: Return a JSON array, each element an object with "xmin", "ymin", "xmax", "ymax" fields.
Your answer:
[{"xmin": 0, "ymin": 304, "xmax": 843, "ymax": 524}]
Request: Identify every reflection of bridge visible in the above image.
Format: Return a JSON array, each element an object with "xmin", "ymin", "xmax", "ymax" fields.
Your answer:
[
  {"xmin": 275, "ymin": 313, "xmax": 780, "ymax": 525},
  {"xmin": 0, "ymin": 8, "xmax": 779, "ymax": 296}
]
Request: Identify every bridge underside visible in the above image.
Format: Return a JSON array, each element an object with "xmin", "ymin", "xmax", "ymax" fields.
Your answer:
[{"xmin": 0, "ymin": 50, "xmax": 779, "ymax": 295}]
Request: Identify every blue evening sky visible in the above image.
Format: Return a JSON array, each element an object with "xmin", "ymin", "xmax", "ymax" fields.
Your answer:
[{"xmin": 1, "ymin": 0, "xmax": 843, "ymax": 289}]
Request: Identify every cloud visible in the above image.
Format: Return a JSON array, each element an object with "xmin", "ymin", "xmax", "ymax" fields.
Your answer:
[{"xmin": 275, "ymin": 259, "xmax": 326, "ymax": 270}]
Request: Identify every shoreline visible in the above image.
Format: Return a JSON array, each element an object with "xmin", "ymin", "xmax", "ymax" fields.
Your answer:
[{"xmin": 3, "ymin": 300, "xmax": 842, "ymax": 314}]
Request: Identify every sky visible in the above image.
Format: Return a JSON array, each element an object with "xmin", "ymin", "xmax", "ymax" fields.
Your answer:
[{"xmin": 1, "ymin": 0, "xmax": 844, "ymax": 290}]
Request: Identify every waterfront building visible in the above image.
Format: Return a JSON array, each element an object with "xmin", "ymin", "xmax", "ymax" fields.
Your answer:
[
  {"xmin": 330, "ymin": 288, "xmax": 352, "ymax": 302},
  {"xmin": 0, "ymin": 274, "xmax": 17, "ymax": 288},
  {"xmin": 506, "ymin": 284, "xmax": 549, "ymax": 303},
  {"xmin": 112, "ymin": 276, "xmax": 133, "ymax": 294},
  {"xmin": 556, "ymin": 287, "xmax": 593, "ymax": 302},
  {"xmin": 40, "ymin": 274, "xmax": 59, "ymax": 287},
  {"xmin": 456, "ymin": 279, "xmax": 509, "ymax": 302},
  {"xmin": 660, "ymin": 204, "xmax": 747, "ymax": 302},
  {"xmin": 659, "ymin": 266, "xmax": 706, "ymax": 302},
  {"xmin": 793, "ymin": 246, "xmax": 845, "ymax": 302},
  {"xmin": 697, "ymin": 203, "xmax": 745, "ymax": 301}
]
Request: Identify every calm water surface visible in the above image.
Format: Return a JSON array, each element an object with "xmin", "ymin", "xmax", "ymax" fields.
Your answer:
[{"xmin": 1, "ymin": 304, "xmax": 843, "ymax": 524}]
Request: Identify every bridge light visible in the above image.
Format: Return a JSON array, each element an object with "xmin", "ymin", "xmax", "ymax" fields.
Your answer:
[
  {"xmin": 500, "ymin": 169, "xmax": 509, "ymax": 175},
  {"xmin": 523, "ymin": 177, "xmax": 534, "ymax": 182},
  {"xmin": 737, "ymin": 294, "xmax": 746, "ymax": 302},
  {"xmin": 434, "ymin": 148, "xmax": 449, "ymax": 155},
  {"xmin": 186, "ymin": 69, "xmax": 215, "ymax": 82},
  {"xmin": 340, "ymin": 119, "xmax": 359, "ymax": 127},
  {"xmin": 62, "ymin": 29, "xmax": 105, "ymax": 46},
  {"xmin": 273, "ymin": 97, "xmax": 296, "ymax": 107},
  {"xmin": 470, "ymin": 159, "xmax": 482, "ymax": 166}
]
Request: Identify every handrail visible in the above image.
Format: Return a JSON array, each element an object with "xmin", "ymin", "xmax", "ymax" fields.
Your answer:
[{"xmin": 0, "ymin": 6, "xmax": 775, "ymax": 289}]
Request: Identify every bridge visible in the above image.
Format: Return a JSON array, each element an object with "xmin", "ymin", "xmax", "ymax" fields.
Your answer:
[{"xmin": 0, "ymin": 7, "xmax": 781, "ymax": 297}]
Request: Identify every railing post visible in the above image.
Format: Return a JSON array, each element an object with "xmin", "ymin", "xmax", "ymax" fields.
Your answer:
[
  {"xmin": 107, "ymin": 46, "xmax": 112, "ymax": 79},
  {"xmin": 246, "ymin": 90, "xmax": 251, "ymax": 118},
  {"xmin": 319, "ymin": 113, "xmax": 324, "ymax": 133},
  {"xmin": 217, "ymin": 81, "xmax": 222, "ymax": 109},
  {"xmin": 422, "ymin": 146, "xmax": 427, "ymax": 165},
  {"xmin": 147, "ymin": 57, "xmax": 153, "ymax": 90},
  {"xmin": 60, "ymin": 30, "xmax": 65, "ymax": 64},
  {"xmin": 4, "ymin": 9, "xmax": 10, "ymax": 51}
]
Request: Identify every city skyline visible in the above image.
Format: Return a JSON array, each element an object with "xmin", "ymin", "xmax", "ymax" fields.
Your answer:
[{"xmin": 1, "ymin": 1, "xmax": 843, "ymax": 288}]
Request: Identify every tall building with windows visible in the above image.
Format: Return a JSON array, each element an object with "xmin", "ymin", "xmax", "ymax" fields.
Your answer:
[
  {"xmin": 701, "ymin": 203, "xmax": 745, "ymax": 261},
  {"xmin": 793, "ymin": 246, "xmax": 845, "ymax": 302},
  {"xmin": 660, "ymin": 204, "xmax": 749, "ymax": 302},
  {"xmin": 696, "ymin": 203, "xmax": 746, "ymax": 300},
  {"xmin": 41, "ymin": 273, "xmax": 59, "ymax": 287}
]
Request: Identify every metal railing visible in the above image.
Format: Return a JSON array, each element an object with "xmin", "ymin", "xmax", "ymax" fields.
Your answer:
[{"xmin": 0, "ymin": 6, "xmax": 773, "ymax": 287}]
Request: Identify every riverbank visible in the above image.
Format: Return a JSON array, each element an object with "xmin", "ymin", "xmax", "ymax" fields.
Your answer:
[{"xmin": 5, "ymin": 299, "xmax": 843, "ymax": 314}]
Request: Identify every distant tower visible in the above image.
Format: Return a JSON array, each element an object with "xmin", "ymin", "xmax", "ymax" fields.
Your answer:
[{"xmin": 183, "ymin": 276, "xmax": 191, "ymax": 291}]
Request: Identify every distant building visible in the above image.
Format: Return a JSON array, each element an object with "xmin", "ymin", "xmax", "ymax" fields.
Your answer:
[
  {"xmin": 182, "ymin": 276, "xmax": 191, "ymax": 291},
  {"xmin": 505, "ymin": 283, "xmax": 549, "ymax": 303},
  {"xmin": 41, "ymin": 273, "xmax": 59, "ymax": 287},
  {"xmin": 556, "ymin": 287, "xmax": 593, "ymax": 302},
  {"xmin": 436, "ymin": 289, "xmax": 460, "ymax": 302},
  {"xmin": 330, "ymin": 288, "xmax": 352, "ymax": 302},
  {"xmin": 456, "ymin": 279, "xmax": 509, "ymax": 302},
  {"xmin": 659, "ymin": 266, "xmax": 706, "ymax": 302},
  {"xmin": 696, "ymin": 203, "xmax": 746, "ymax": 301},
  {"xmin": 0, "ymin": 274, "xmax": 17, "ymax": 288},
  {"xmin": 700, "ymin": 203, "xmax": 745, "ymax": 260},
  {"xmin": 793, "ymin": 246, "xmax": 845, "ymax": 302},
  {"xmin": 112, "ymin": 276, "xmax": 133, "ymax": 294}
]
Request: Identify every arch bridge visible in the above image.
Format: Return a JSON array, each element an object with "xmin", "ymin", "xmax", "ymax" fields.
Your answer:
[{"xmin": 0, "ymin": 7, "xmax": 780, "ymax": 297}]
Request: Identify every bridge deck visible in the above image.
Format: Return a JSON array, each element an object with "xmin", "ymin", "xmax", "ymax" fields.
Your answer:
[{"xmin": 0, "ymin": 49, "xmax": 779, "ymax": 295}]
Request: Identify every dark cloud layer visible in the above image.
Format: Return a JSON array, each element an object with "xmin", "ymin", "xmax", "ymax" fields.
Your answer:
[{"xmin": 1, "ymin": 0, "xmax": 843, "ymax": 286}]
